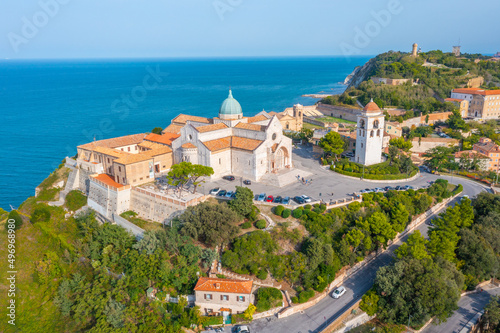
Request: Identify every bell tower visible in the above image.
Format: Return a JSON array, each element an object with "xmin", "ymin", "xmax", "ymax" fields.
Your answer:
[{"xmin": 355, "ymin": 100, "xmax": 384, "ymax": 166}]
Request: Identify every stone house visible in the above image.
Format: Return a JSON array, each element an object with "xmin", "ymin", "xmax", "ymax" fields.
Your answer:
[{"xmin": 194, "ymin": 277, "xmax": 254, "ymax": 316}]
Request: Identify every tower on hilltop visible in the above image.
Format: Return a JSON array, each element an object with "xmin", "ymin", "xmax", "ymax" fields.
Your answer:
[
  {"xmin": 355, "ymin": 100, "xmax": 384, "ymax": 166},
  {"xmin": 412, "ymin": 43, "xmax": 418, "ymax": 57},
  {"xmin": 453, "ymin": 39, "xmax": 461, "ymax": 57}
]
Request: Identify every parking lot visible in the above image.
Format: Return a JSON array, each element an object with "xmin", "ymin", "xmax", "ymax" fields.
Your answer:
[{"xmin": 200, "ymin": 145, "xmax": 437, "ymax": 207}]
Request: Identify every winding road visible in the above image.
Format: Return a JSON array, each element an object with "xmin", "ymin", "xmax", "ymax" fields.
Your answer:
[{"xmin": 249, "ymin": 173, "xmax": 490, "ymax": 333}]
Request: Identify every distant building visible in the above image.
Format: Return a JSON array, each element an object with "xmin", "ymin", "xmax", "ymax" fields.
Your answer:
[
  {"xmin": 355, "ymin": 100, "xmax": 385, "ymax": 165},
  {"xmin": 466, "ymin": 76, "xmax": 484, "ymax": 88},
  {"xmin": 454, "ymin": 150, "xmax": 490, "ymax": 171},
  {"xmin": 371, "ymin": 77, "xmax": 414, "ymax": 86},
  {"xmin": 267, "ymin": 104, "xmax": 304, "ymax": 131},
  {"xmin": 410, "ymin": 137, "xmax": 459, "ymax": 156},
  {"xmin": 445, "ymin": 98, "xmax": 469, "ymax": 118},
  {"xmin": 384, "ymin": 122, "xmax": 403, "ymax": 137},
  {"xmin": 412, "ymin": 43, "xmax": 418, "ymax": 57},
  {"xmin": 473, "ymin": 137, "xmax": 500, "ymax": 171},
  {"xmin": 451, "ymin": 88, "xmax": 500, "ymax": 119},
  {"xmin": 452, "ymin": 45, "xmax": 461, "ymax": 57},
  {"xmin": 194, "ymin": 277, "xmax": 254, "ymax": 316}
]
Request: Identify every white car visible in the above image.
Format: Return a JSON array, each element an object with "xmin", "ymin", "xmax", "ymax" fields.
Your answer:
[
  {"xmin": 235, "ymin": 325, "xmax": 250, "ymax": 333},
  {"xmin": 331, "ymin": 286, "xmax": 346, "ymax": 299},
  {"xmin": 209, "ymin": 188, "xmax": 220, "ymax": 195},
  {"xmin": 301, "ymin": 195, "xmax": 312, "ymax": 203},
  {"xmin": 461, "ymin": 195, "xmax": 469, "ymax": 200}
]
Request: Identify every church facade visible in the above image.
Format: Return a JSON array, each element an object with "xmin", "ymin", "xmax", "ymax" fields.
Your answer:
[{"xmin": 167, "ymin": 90, "xmax": 293, "ymax": 181}]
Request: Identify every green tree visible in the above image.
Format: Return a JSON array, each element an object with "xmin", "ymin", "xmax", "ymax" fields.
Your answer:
[
  {"xmin": 360, "ymin": 289, "xmax": 379, "ymax": 316},
  {"xmin": 389, "ymin": 137, "xmax": 413, "ymax": 152},
  {"xmin": 483, "ymin": 296, "xmax": 500, "ymax": 332},
  {"xmin": 228, "ymin": 186, "xmax": 254, "ymax": 217},
  {"xmin": 367, "ymin": 212, "xmax": 396, "ymax": 248},
  {"xmin": 31, "ymin": 206, "xmax": 51, "ymax": 224},
  {"xmin": 345, "ymin": 228, "xmax": 365, "ymax": 252},
  {"xmin": 151, "ymin": 127, "xmax": 163, "ymax": 134},
  {"xmin": 395, "ymin": 230, "xmax": 431, "ymax": 260},
  {"xmin": 166, "ymin": 162, "xmax": 214, "ymax": 196},
  {"xmin": 423, "ymin": 146, "xmax": 454, "ymax": 172},
  {"xmin": 319, "ymin": 131, "xmax": 346, "ymax": 160},
  {"xmin": 6, "ymin": 210, "xmax": 23, "ymax": 230},
  {"xmin": 188, "ymin": 164, "xmax": 214, "ymax": 194}
]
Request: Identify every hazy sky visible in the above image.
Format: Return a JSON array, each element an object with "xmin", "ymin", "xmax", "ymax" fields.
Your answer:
[{"xmin": 1, "ymin": 0, "xmax": 499, "ymax": 59}]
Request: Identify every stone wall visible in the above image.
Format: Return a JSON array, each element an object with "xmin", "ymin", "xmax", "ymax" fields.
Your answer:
[
  {"xmin": 316, "ymin": 104, "xmax": 360, "ymax": 122},
  {"xmin": 130, "ymin": 187, "xmax": 208, "ymax": 223}
]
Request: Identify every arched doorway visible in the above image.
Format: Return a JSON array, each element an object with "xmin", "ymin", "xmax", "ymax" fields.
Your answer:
[{"xmin": 274, "ymin": 147, "xmax": 289, "ymax": 170}]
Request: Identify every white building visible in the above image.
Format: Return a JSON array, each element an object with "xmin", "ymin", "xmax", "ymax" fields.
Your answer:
[
  {"xmin": 355, "ymin": 100, "xmax": 385, "ymax": 166},
  {"xmin": 168, "ymin": 90, "xmax": 294, "ymax": 181}
]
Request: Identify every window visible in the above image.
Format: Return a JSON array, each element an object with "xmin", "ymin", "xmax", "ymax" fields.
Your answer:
[
  {"xmin": 107, "ymin": 158, "xmax": 110, "ymax": 163},
  {"xmin": 370, "ymin": 130, "xmax": 374, "ymax": 137},
  {"xmin": 204, "ymin": 294, "xmax": 212, "ymax": 300},
  {"xmin": 128, "ymin": 147, "xmax": 130, "ymax": 152},
  {"xmin": 123, "ymin": 177, "xmax": 125, "ymax": 183},
  {"xmin": 118, "ymin": 166, "xmax": 121, "ymax": 172},
  {"xmin": 237, "ymin": 296, "xmax": 245, "ymax": 302},
  {"xmin": 361, "ymin": 143, "xmax": 364, "ymax": 148},
  {"xmin": 221, "ymin": 295, "xmax": 229, "ymax": 301},
  {"xmin": 377, "ymin": 129, "xmax": 380, "ymax": 136},
  {"xmin": 219, "ymin": 158, "xmax": 221, "ymax": 165}
]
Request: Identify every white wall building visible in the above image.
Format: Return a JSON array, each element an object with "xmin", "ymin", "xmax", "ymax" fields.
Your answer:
[{"xmin": 355, "ymin": 100, "xmax": 385, "ymax": 166}]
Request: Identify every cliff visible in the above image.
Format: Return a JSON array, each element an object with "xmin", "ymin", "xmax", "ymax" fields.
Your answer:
[{"xmin": 344, "ymin": 57, "xmax": 377, "ymax": 88}]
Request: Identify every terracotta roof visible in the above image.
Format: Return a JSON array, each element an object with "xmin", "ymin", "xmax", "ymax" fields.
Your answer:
[
  {"xmin": 91, "ymin": 174, "xmax": 124, "ymax": 189},
  {"xmin": 195, "ymin": 123, "xmax": 228, "ymax": 133},
  {"xmin": 247, "ymin": 115, "xmax": 269, "ymax": 123},
  {"xmin": 202, "ymin": 136, "xmax": 264, "ymax": 152},
  {"xmin": 202, "ymin": 137, "xmax": 231, "ymax": 152},
  {"xmin": 114, "ymin": 145, "xmax": 171, "ymax": 165},
  {"xmin": 145, "ymin": 133, "xmax": 180, "ymax": 146},
  {"xmin": 138, "ymin": 140, "xmax": 172, "ymax": 152},
  {"xmin": 182, "ymin": 143, "xmax": 197, "ymax": 149},
  {"xmin": 445, "ymin": 98, "xmax": 466, "ymax": 103},
  {"xmin": 172, "ymin": 114, "xmax": 211, "ymax": 125},
  {"xmin": 162, "ymin": 124, "xmax": 184, "ymax": 135},
  {"xmin": 452, "ymin": 88, "xmax": 500, "ymax": 96},
  {"xmin": 78, "ymin": 133, "xmax": 146, "ymax": 150},
  {"xmin": 92, "ymin": 146, "xmax": 126, "ymax": 158},
  {"xmin": 194, "ymin": 277, "xmax": 253, "ymax": 294},
  {"xmin": 474, "ymin": 141, "xmax": 500, "ymax": 153},
  {"xmin": 411, "ymin": 137, "xmax": 459, "ymax": 144},
  {"xmin": 363, "ymin": 101, "xmax": 381, "ymax": 113},
  {"xmin": 454, "ymin": 150, "xmax": 489, "ymax": 159},
  {"xmin": 234, "ymin": 122, "xmax": 265, "ymax": 131}
]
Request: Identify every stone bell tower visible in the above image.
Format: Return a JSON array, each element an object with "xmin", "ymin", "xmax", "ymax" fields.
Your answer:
[{"xmin": 355, "ymin": 99, "xmax": 384, "ymax": 166}]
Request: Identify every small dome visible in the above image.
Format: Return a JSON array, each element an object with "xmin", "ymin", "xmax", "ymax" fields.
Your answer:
[
  {"xmin": 220, "ymin": 90, "xmax": 242, "ymax": 116},
  {"xmin": 363, "ymin": 99, "xmax": 381, "ymax": 114}
]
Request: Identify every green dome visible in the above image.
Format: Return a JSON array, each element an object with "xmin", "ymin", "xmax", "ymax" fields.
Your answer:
[{"xmin": 219, "ymin": 90, "xmax": 242, "ymax": 115}]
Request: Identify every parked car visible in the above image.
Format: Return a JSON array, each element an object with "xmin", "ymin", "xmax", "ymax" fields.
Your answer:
[
  {"xmin": 209, "ymin": 188, "xmax": 220, "ymax": 195},
  {"xmin": 374, "ymin": 187, "xmax": 384, "ymax": 192},
  {"xmin": 384, "ymin": 186, "xmax": 395, "ymax": 191},
  {"xmin": 217, "ymin": 190, "xmax": 227, "ymax": 197},
  {"xmin": 274, "ymin": 196, "xmax": 283, "ymax": 203},
  {"xmin": 364, "ymin": 188, "xmax": 374, "ymax": 193},
  {"xmin": 223, "ymin": 175, "xmax": 235, "ymax": 181},
  {"xmin": 257, "ymin": 193, "xmax": 266, "ymax": 201},
  {"xmin": 234, "ymin": 325, "xmax": 250, "ymax": 333},
  {"xmin": 301, "ymin": 195, "xmax": 312, "ymax": 203},
  {"xmin": 293, "ymin": 196, "xmax": 305, "ymax": 204},
  {"xmin": 331, "ymin": 286, "xmax": 346, "ymax": 299},
  {"xmin": 404, "ymin": 185, "xmax": 414, "ymax": 190},
  {"xmin": 225, "ymin": 191, "xmax": 234, "ymax": 198},
  {"xmin": 231, "ymin": 191, "xmax": 237, "ymax": 198},
  {"xmin": 266, "ymin": 195, "xmax": 274, "ymax": 202},
  {"xmin": 243, "ymin": 180, "xmax": 251, "ymax": 185},
  {"xmin": 395, "ymin": 186, "xmax": 404, "ymax": 191},
  {"xmin": 359, "ymin": 189, "xmax": 366, "ymax": 193},
  {"xmin": 461, "ymin": 195, "xmax": 469, "ymax": 200},
  {"xmin": 282, "ymin": 196, "xmax": 290, "ymax": 205}
]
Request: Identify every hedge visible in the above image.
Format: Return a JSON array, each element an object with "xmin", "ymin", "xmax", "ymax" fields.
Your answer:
[
  {"xmin": 255, "ymin": 220, "xmax": 267, "ymax": 229},
  {"xmin": 333, "ymin": 167, "xmax": 418, "ymax": 180},
  {"xmin": 241, "ymin": 221, "xmax": 252, "ymax": 229},
  {"xmin": 292, "ymin": 209, "xmax": 303, "ymax": 218},
  {"xmin": 282, "ymin": 209, "xmax": 291, "ymax": 218},
  {"xmin": 452, "ymin": 184, "xmax": 464, "ymax": 196},
  {"xmin": 65, "ymin": 190, "xmax": 87, "ymax": 211},
  {"xmin": 274, "ymin": 205, "xmax": 285, "ymax": 216},
  {"xmin": 298, "ymin": 289, "xmax": 315, "ymax": 303}
]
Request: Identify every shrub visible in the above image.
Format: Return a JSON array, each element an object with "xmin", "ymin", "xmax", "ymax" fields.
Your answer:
[
  {"xmin": 255, "ymin": 220, "xmax": 267, "ymax": 229},
  {"xmin": 274, "ymin": 205, "xmax": 285, "ymax": 216},
  {"xmin": 257, "ymin": 269, "xmax": 268, "ymax": 280},
  {"xmin": 65, "ymin": 190, "xmax": 87, "ymax": 211},
  {"xmin": 248, "ymin": 206, "xmax": 259, "ymax": 221},
  {"xmin": 291, "ymin": 296, "xmax": 299, "ymax": 304},
  {"xmin": 255, "ymin": 287, "xmax": 282, "ymax": 312},
  {"xmin": 292, "ymin": 209, "xmax": 303, "ymax": 218},
  {"xmin": 304, "ymin": 204, "xmax": 312, "ymax": 210},
  {"xmin": 6, "ymin": 210, "xmax": 23, "ymax": 230},
  {"xmin": 298, "ymin": 289, "xmax": 315, "ymax": 303},
  {"xmin": 282, "ymin": 209, "xmax": 291, "ymax": 218},
  {"xmin": 31, "ymin": 207, "xmax": 51, "ymax": 224},
  {"xmin": 241, "ymin": 221, "xmax": 252, "ymax": 229}
]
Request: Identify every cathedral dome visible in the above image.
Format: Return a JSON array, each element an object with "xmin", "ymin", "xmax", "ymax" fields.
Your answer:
[{"xmin": 219, "ymin": 90, "xmax": 243, "ymax": 117}]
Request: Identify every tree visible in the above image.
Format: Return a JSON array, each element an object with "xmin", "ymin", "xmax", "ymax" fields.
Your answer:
[
  {"xmin": 447, "ymin": 110, "xmax": 469, "ymax": 131},
  {"xmin": 395, "ymin": 230, "xmax": 431, "ymax": 260},
  {"xmin": 345, "ymin": 228, "xmax": 365, "ymax": 252},
  {"xmin": 31, "ymin": 206, "xmax": 51, "ymax": 224},
  {"xmin": 360, "ymin": 289, "xmax": 379, "ymax": 316},
  {"xmin": 389, "ymin": 202, "xmax": 409, "ymax": 233},
  {"xmin": 389, "ymin": 137, "xmax": 413, "ymax": 152},
  {"xmin": 166, "ymin": 162, "xmax": 214, "ymax": 197},
  {"xmin": 367, "ymin": 212, "xmax": 396, "ymax": 249},
  {"xmin": 228, "ymin": 187, "xmax": 254, "ymax": 217},
  {"xmin": 6, "ymin": 210, "xmax": 23, "ymax": 230},
  {"xmin": 318, "ymin": 131, "xmax": 346, "ymax": 160},
  {"xmin": 388, "ymin": 145, "xmax": 399, "ymax": 165},
  {"xmin": 151, "ymin": 127, "xmax": 163, "ymax": 134},
  {"xmin": 483, "ymin": 296, "xmax": 500, "ymax": 332},
  {"xmin": 423, "ymin": 146, "xmax": 454, "ymax": 171},
  {"xmin": 188, "ymin": 164, "xmax": 214, "ymax": 194}
]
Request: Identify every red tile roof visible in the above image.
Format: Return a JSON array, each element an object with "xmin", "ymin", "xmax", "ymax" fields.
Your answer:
[
  {"xmin": 172, "ymin": 114, "xmax": 211, "ymax": 125},
  {"xmin": 194, "ymin": 277, "xmax": 253, "ymax": 294},
  {"xmin": 162, "ymin": 124, "xmax": 184, "ymax": 135},
  {"xmin": 234, "ymin": 122, "xmax": 265, "ymax": 131},
  {"xmin": 145, "ymin": 133, "xmax": 180, "ymax": 146},
  {"xmin": 246, "ymin": 115, "xmax": 269, "ymax": 123},
  {"xmin": 445, "ymin": 98, "xmax": 465, "ymax": 103},
  {"xmin": 78, "ymin": 133, "xmax": 146, "ymax": 150},
  {"xmin": 182, "ymin": 143, "xmax": 197, "ymax": 149},
  {"xmin": 363, "ymin": 101, "xmax": 381, "ymax": 113},
  {"xmin": 91, "ymin": 174, "xmax": 124, "ymax": 189},
  {"xmin": 454, "ymin": 150, "xmax": 489, "ymax": 159},
  {"xmin": 453, "ymin": 88, "xmax": 500, "ymax": 96},
  {"xmin": 195, "ymin": 123, "xmax": 228, "ymax": 133}
]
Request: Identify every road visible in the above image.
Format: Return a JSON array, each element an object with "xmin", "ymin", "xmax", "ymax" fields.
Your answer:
[
  {"xmin": 423, "ymin": 285, "xmax": 500, "ymax": 333},
  {"xmin": 247, "ymin": 163, "xmax": 489, "ymax": 333}
]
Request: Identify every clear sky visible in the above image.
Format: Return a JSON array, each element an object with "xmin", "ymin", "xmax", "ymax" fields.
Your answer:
[{"xmin": 1, "ymin": 0, "xmax": 499, "ymax": 59}]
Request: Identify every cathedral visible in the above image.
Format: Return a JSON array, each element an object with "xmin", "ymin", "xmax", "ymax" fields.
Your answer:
[{"xmin": 165, "ymin": 90, "xmax": 294, "ymax": 181}]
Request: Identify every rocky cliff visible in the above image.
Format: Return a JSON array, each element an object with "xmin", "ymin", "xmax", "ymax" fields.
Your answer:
[{"xmin": 344, "ymin": 57, "xmax": 377, "ymax": 88}]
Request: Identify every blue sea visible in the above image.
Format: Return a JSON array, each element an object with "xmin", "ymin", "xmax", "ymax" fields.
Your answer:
[{"xmin": 0, "ymin": 56, "xmax": 370, "ymax": 209}]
